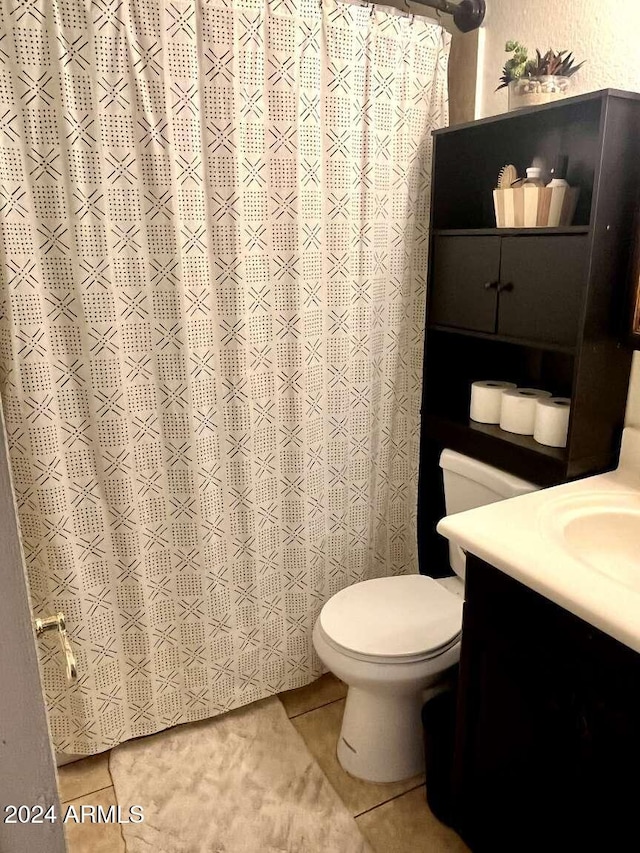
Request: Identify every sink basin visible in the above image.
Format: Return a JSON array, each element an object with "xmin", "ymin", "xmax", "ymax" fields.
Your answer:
[{"xmin": 542, "ymin": 493, "xmax": 640, "ymax": 590}]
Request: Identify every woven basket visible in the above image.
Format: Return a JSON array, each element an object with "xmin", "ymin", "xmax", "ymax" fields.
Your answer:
[{"xmin": 493, "ymin": 186, "xmax": 579, "ymax": 228}]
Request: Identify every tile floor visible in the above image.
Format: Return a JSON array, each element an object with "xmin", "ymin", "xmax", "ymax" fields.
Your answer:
[
  {"xmin": 57, "ymin": 752, "xmax": 125, "ymax": 853},
  {"xmin": 58, "ymin": 674, "xmax": 469, "ymax": 852}
]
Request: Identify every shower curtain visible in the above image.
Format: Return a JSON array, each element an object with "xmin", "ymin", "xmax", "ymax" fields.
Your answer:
[{"xmin": 0, "ymin": 0, "xmax": 449, "ymax": 754}]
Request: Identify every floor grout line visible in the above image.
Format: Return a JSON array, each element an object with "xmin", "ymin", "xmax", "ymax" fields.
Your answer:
[
  {"xmin": 108, "ymin": 754, "xmax": 127, "ymax": 853},
  {"xmin": 61, "ymin": 783, "xmax": 114, "ymax": 807},
  {"xmin": 286, "ymin": 695, "xmax": 345, "ymax": 720},
  {"xmin": 352, "ymin": 782, "xmax": 426, "ymax": 819},
  {"xmin": 108, "ymin": 751, "xmax": 115, "ymax": 789}
]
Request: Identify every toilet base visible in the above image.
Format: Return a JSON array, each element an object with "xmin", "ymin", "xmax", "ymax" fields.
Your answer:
[
  {"xmin": 337, "ymin": 685, "xmax": 445, "ymax": 783},
  {"xmin": 312, "ymin": 618, "xmax": 460, "ymax": 784}
]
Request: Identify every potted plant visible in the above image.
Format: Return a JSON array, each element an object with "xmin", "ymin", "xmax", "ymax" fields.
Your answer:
[{"xmin": 497, "ymin": 41, "xmax": 586, "ymax": 110}]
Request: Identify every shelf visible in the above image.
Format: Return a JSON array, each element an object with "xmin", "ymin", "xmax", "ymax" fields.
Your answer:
[
  {"xmin": 465, "ymin": 419, "xmax": 566, "ymax": 461},
  {"xmin": 433, "ymin": 227, "xmax": 590, "ymax": 237},
  {"xmin": 432, "ymin": 88, "xmax": 640, "ymax": 138},
  {"xmin": 426, "ymin": 414, "xmax": 568, "ymax": 486},
  {"xmin": 431, "ymin": 93, "xmax": 604, "ymax": 232},
  {"xmin": 428, "ymin": 324, "xmax": 577, "ymax": 356}
]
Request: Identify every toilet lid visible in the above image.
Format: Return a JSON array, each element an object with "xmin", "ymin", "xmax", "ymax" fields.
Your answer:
[{"xmin": 319, "ymin": 575, "xmax": 463, "ymax": 659}]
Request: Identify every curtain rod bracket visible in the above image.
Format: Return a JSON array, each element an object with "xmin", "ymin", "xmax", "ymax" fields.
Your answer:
[
  {"xmin": 429, "ymin": 0, "xmax": 485, "ymax": 32},
  {"xmin": 452, "ymin": 0, "xmax": 485, "ymax": 32}
]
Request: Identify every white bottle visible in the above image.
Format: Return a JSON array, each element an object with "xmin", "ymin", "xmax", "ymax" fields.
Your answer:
[
  {"xmin": 523, "ymin": 166, "xmax": 544, "ymax": 188},
  {"xmin": 546, "ymin": 156, "xmax": 570, "ymax": 187},
  {"xmin": 545, "ymin": 156, "xmax": 572, "ymax": 226}
]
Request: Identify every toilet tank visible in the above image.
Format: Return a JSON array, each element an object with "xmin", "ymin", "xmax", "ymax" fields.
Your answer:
[{"xmin": 439, "ymin": 450, "xmax": 537, "ymax": 579}]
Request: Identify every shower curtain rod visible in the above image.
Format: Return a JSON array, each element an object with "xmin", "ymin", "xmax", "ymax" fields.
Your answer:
[{"xmin": 410, "ymin": 0, "xmax": 485, "ymax": 32}]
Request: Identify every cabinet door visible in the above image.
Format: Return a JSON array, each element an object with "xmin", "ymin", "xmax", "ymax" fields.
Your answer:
[
  {"xmin": 455, "ymin": 559, "xmax": 640, "ymax": 852},
  {"xmin": 454, "ymin": 571, "xmax": 580, "ymax": 851},
  {"xmin": 429, "ymin": 236, "xmax": 500, "ymax": 333},
  {"xmin": 498, "ymin": 236, "xmax": 588, "ymax": 347}
]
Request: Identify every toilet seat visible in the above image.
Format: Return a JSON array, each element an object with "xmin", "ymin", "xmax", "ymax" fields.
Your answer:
[
  {"xmin": 319, "ymin": 574, "xmax": 463, "ymax": 665},
  {"xmin": 316, "ymin": 622, "xmax": 461, "ymax": 665}
]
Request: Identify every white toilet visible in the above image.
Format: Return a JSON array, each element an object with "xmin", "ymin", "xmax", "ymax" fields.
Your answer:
[{"xmin": 313, "ymin": 449, "xmax": 537, "ymax": 783}]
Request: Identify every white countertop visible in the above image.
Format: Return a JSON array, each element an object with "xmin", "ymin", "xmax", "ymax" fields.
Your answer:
[{"xmin": 437, "ymin": 428, "xmax": 640, "ymax": 653}]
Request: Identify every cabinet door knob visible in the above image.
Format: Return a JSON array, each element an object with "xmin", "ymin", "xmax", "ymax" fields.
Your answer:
[
  {"xmin": 497, "ymin": 282, "xmax": 514, "ymax": 293},
  {"xmin": 483, "ymin": 281, "xmax": 499, "ymax": 290}
]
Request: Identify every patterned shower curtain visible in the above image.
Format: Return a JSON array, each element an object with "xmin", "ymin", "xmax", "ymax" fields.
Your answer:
[{"xmin": 0, "ymin": 0, "xmax": 449, "ymax": 754}]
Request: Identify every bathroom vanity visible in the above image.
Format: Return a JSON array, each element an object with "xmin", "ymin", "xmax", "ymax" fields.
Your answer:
[
  {"xmin": 438, "ymin": 429, "xmax": 640, "ymax": 851},
  {"xmin": 453, "ymin": 556, "xmax": 640, "ymax": 851}
]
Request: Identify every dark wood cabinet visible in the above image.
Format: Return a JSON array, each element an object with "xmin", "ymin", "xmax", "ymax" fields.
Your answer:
[
  {"xmin": 430, "ymin": 234, "xmax": 588, "ymax": 347},
  {"xmin": 453, "ymin": 557, "xmax": 640, "ymax": 852},
  {"xmin": 497, "ymin": 235, "xmax": 587, "ymax": 346},
  {"xmin": 419, "ymin": 90, "xmax": 640, "ymax": 570},
  {"xmin": 430, "ymin": 236, "xmax": 500, "ymax": 333}
]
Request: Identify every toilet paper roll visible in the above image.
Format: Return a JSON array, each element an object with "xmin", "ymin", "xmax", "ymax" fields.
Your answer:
[
  {"xmin": 470, "ymin": 380, "xmax": 517, "ymax": 424},
  {"xmin": 534, "ymin": 397, "xmax": 571, "ymax": 448},
  {"xmin": 499, "ymin": 388, "xmax": 553, "ymax": 435}
]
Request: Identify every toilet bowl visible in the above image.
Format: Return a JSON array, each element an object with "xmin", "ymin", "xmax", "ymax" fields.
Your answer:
[
  {"xmin": 313, "ymin": 449, "xmax": 538, "ymax": 783},
  {"xmin": 313, "ymin": 574, "xmax": 462, "ymax": 782}
]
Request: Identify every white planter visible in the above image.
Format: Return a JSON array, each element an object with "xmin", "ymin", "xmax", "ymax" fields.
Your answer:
[{"xmin": 508, "ymin": 75, "xmax": 572, "ymax": 111}]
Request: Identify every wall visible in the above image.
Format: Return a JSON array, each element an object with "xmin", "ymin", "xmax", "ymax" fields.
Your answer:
[
  {"xmin": 448, "ymin": 28, "xmax": 481, "ymax": 126},
  {"xmin": 0, "ymin": 404, "xmax": 65, "ymax": 853},
  {"xmin": 478, "ymin": 0, "xmax": 640, "ymax": 430}
]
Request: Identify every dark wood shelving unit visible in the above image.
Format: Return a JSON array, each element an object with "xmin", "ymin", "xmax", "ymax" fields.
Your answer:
[{"xmin": 419, "ymin": 89, "xmax": 640, "ymax": 571}]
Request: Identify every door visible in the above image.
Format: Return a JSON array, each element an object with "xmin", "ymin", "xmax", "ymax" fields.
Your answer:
[
  {"xmin": 0, "ymin": 406, "xmax": 66, "ymax": 853},
  {"xmin": 498, "ymin": 236, "xmax": 589, "ymax": 347},
  {"xmin": 429, "ymin": 236, "xmax": 501, "ymax": 333}
]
